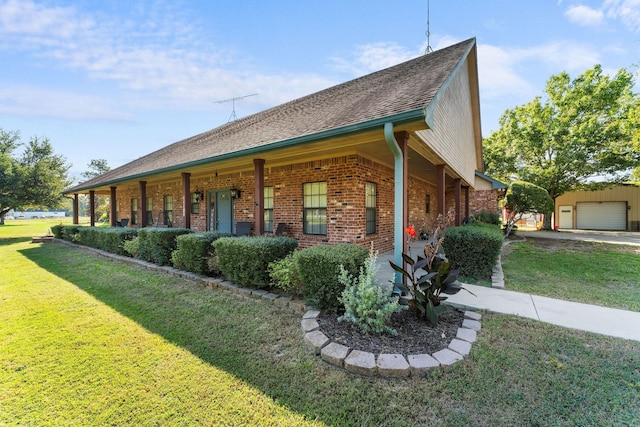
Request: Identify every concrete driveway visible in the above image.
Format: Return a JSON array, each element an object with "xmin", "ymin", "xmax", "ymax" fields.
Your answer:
[{"xmin": 517, "ymin": 229, "xmax": 640, "ymax": 247}]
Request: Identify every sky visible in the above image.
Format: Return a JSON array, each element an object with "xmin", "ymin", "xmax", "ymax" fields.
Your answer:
[{"xmin": 1, "ymin": 0, "xmax": 639, "ymax": 180}]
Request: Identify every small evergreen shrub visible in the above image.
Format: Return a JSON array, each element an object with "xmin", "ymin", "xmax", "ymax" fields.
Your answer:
[
  {"xmin": 51, "ymin": 224, "xmax": 64, "ymax": 239},
  {"xmin": 137, "ymin": 228, "xmax": 193, "ymax": 265},
  {"xmin": 268, "ymin": 253, "xmax": 303, "ymax": 296},
  {"xmin": 473, "ymin": 210, "xmax": 501, "ymax": 225},
  {"xmin": 171, "ymin": 232, "xmax": 232, "ymax": 276},
  {"xmin": 61, "ymin": 225, "xmax": 82, "ymax": 242},
  {"xmin": 123, "ymin": 236, "xmax": 140, "ymax": 258},
  {"xmin": 338, "ymin": 247, "xmax": 404, "ymax": 335},
  {"xmin": 214, "ymin": 236, "xmax": 298, "ymax": 288},
  {"xmin": 295, "ymin": 243, "xmax": 368, "ymax": 312},
  {"xmin": 443, "ymin": 223, "xmax": 503, "ymax": 280}
]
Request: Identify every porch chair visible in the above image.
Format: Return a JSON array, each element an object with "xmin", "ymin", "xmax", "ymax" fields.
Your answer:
[
  {"xmin": 274, "ymin": 222, "xmax": 285, "ymax": 236},
  {"xmin": 235, "ymin": 221, "xmax": 252, "ymax": 237}
]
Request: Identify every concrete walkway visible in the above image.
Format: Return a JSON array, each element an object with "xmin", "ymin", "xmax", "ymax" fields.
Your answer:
[{"xmin": 377, "ymin": 234, "xmax": 640, "ymax": 342}]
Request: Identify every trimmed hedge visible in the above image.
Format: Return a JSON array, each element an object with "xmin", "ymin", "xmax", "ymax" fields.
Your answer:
[
  {"xmin": 295, "ymin": 243, "xmax": 368, "ymax": 312},
  {"xmin": 443, "ymin": 223, "xmax": 504, "ymax": 280},
  {"xmin": 61, "ymin": 225, "xmax": 82, "ymax": 242},
  {"xmin": 137, "ymin": 228, "xmax": 193, "ymax": 266},
  {"xmin": 77, "ymin": 227, "xmax": 138, "ymax": 256},
  {"xmin": 171, "ymin": 232, "xmax": 232, "ymax": 276},
  {"xmin": 51, "ymin": 224, "xmax": 64, "ymax": 239},
  {"xmin": 214, "ymin": 236, "xmax": 298, "ymax": 288}
]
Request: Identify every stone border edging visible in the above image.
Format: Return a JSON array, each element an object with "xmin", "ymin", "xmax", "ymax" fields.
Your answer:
[{"xmin": 302, "ymin": 309, "xmax": 482, "ymax": 377}]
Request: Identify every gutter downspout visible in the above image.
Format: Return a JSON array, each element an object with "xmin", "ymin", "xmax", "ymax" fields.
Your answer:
[{"xmin": 384, "ymin": 122, "xmax": 404, "ymax": 287}]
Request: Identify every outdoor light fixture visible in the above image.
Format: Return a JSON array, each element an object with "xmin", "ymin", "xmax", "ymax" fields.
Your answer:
[
  {"xmin": 230, "ymin": 187, "xmax": 241, "ymax": 199},
  {"xmin": 193, "ymin": 187, "xmax": 205, "ymax": 202}
]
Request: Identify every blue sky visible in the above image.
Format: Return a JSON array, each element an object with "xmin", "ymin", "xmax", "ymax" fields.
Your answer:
[{"xmin": 1, "ymin": 0, "xmax": 639, "ymax": 179}]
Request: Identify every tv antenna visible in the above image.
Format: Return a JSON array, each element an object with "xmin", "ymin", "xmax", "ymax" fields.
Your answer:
[
  {"xmin": 215, "ymin": 93, "xmax": 258, "ymax": 122},
  {"xmin": 425, "ymin": 0, "xmax": 433, "ymax": 54}
]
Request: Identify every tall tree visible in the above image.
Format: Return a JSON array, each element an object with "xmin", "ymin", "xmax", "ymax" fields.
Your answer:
[
  {"xmin": 484, "ymin": 65, "xmax": 639, "ymax": 229},
  {"xmin": 82, "ymin": 158, "xmax": 110, "ymax": 180},
  {"xmin": 0, "ymin": 129, "xmax": 71, "ymax": 224}
]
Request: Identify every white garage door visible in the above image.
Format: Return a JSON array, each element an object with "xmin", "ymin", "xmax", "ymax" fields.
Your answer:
[{"xmin": 576, "ymin": 202, "xmax": 627, "ymax": 230}]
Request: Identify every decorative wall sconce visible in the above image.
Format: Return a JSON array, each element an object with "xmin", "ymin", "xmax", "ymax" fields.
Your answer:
[
  {"xmin": 193, "ymin": 187, "xmax": 205, "ymax": 202},
  {"xmin": 230, "ymin": 187, "xmax": 241, "ymax": 199}
]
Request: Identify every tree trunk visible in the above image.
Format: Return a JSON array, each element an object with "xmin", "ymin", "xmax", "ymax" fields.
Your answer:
[{"xmin": 542, "ymin": 214, "xmax": 553, "ymax": 230}]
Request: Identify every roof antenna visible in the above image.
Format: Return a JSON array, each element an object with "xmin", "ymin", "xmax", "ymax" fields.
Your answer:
[
  {"xmin": 425, "ymin": 0, "xmax": 433, "ymax": 54},
  {"xmin": 215, "ymin": 93, "xmax": 258, "ymax": 122}
]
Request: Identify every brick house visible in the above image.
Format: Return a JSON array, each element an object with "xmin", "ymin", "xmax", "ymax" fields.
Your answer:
[{"xmin": 64, "ymin": 38, "xmax": 497, "ymax": 259}]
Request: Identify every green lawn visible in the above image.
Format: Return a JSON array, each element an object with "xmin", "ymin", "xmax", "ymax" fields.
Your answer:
[
  {"xmin": 502, "ymin": 238, "xmax": 640, "ymax": 312},
  {"xmin": 1, "ymin": 220, "xmax": 639, "ymax": 426}
]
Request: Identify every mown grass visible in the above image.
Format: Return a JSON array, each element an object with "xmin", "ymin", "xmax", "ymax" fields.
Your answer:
[
  {"xmin": 502, "ymin": 238, "xmax": 640, "ymax": 312},
  {"xmin": 1, "ymin": 220, "xmax": 640, "ymax": 425}
]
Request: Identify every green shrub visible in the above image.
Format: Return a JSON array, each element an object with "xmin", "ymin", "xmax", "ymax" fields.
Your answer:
[
  {"xmin": 123, "ymin": 237, "xmax": 140, "ymax": 258},
  {"xmin": 137, "ymin": 228, "xmax": 193, "ymax": 265},
  {"xmin": 472, "ymin": 210, "xmax": 501, "ymax": 225},
  {"xmin": 295, "ymin": 243, "xmax": 368, "ymax": 312},
  {"xmin": 61, "ymin": 225, "xmax": 82, "ymax": 242},
  {"xmin": 214, "ymin": 237, "xmax": 298, "ymax": 288},
  {"xmin": 51, "ymin": 224, "xmax": 64, "ymax": 239},
  {"xmin": 76, "ymin": 227, "xmax": 138, "ymax": 256},
  {"xmin": 171, "ymin": 232, "xmax": 232, "ymax": 276},
  {"xmin": 268, "ymin": 253, "xmax": 303, "ymax": 296},
  {"xmin": 338, "ymin": 247, "xmax": 404, "ymax": 335},
  {"xmin": 443, "ymin": 224, "xmax": 504, "ymax": 280}
]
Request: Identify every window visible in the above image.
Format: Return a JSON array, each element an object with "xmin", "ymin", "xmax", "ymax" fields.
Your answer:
[
  {"xmin": 146, "ymin": 197, "xmax": 153, "ymax": 225},
  {"xmin": 264, "ymin": 186, "xmax": 274, "ymax": 233},
  {"xmin": 163, "ymin": 195, "xmax": 173, "ymax": 226},
  {"xmin": 131, "ymin": 198, "xmax": 138, "ymax": 225},
  {"xmin": 191, "ymin": 193, "xmax": 200, "ymax": 214},
  {"xmin": 303, "ymin": 182, "xmax": 327, "ymax": 235},
  {"xmin": 366, "ymin": 182, "xmax": 376, "ymax": 235}
]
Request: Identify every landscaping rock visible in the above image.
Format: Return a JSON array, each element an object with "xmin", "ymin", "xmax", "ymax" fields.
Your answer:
[
  {"xmin": 301, "ymin": 318, "xmax": 319, "ymax": 333},
  {"xmin": 464, "ymin": 311, "xmax": 482, "ymax": 321},
  {"xmin": 274, "ymin": 296, "xmax": 292, "ymax": 307},
  {"xmin": 456, "ymin": 327, "xmax": 477, "ymax": 343},
  {"xmin": 321, "ymin": 342, "xmax": 350, "ymax": 367},
  {"xmin": 407, "ymin": 354, "xmax": 440, "ymax": 375},
  {"xmin": 262, "ymin": 292, "xmax": 279, "ymax": 302},
  {"xmin": 432, "ymin": 348, "xmax": 463, "ymax": 365},
  {"xmin": 344, "ymin": 350, "xmax": 376, "ymax": 376},
  {"xmin": 376, "ymin": 354, "xmax": 410, "ymax": 377},
  {"xmin": 462, "ymin": 318, "xmax": 482, "ymax": 332},
  {"xmin": 304, "ymin": 330, "xmax": 329, "ymax": 355},
  {"xmin": 448, "ymin": 338, "xmax": 472, "ymax": 356},
  {"xmin": 303, "ymin": 310, "xmax": 321, "ymax": 319}
]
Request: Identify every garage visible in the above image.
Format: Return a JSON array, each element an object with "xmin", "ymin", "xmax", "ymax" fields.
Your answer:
[{"xmin": 576, "ymin": 202, "xmax": 627, "ymax": 230}]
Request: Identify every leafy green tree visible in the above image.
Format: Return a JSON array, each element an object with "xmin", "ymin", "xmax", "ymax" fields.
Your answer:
[
  {"xmin": 82, "ymin": 158, "xmax": 110, "ymax": 180},
  {"xmin": 484, "ymin": 65, "xmax": 639, "ymax": 229},
  {"xmin": 503, "ymin": 181, "xmax": 554, "ymax": 236},
  {"xmin": 0, "ymin": 129, "xmax": 71, "ymax": 225}
]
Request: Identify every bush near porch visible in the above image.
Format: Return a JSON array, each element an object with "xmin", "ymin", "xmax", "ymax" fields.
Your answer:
[
  {"xmin": 444, "ymin": 223, "xmax": 504, "ymax": 280},
  {"xmin": 52, "ymin": 225, "xmax": 138, "ymax": 256},
  {"xmin": 171, "ymin": 232, "xmax": 233, "ymax": 276},
  {"xmin": 137, "ymin": 228, "xmax": 193, "ymax": 266},
  {"xmin": 214, "ymin": 236, "xmax": 298, "ymax": 288}
]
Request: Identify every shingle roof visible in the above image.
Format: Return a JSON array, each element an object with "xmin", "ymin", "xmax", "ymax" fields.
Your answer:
[{"xmin": 68, "ymin": 38, "xmax": 476, "ymax": 192}]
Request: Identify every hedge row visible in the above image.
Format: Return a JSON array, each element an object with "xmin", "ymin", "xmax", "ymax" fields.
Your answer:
[
  {"xmin": 443, "ymin": 223, "xmax": 504, "ymax": 280},
  {"xmin": 171, "ymin": 232, "xmax": 232, "ymax": 275},
  {"xmin": 137, "ymin": 228, "xmax": 193, "ymax": 266},
  {"xmin": 214, "ymin": 236, "xmax": 298, "ymax": 288}
]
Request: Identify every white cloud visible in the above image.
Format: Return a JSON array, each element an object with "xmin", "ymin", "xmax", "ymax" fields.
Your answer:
[
  {"xmin": 330, "ymin": 42, "xmax": 418, "ymax": 76},
  {"xmin": 0, "ymin": 0, "xmax": 337, "ymax": 118},
  {"xmin": 565, "ymin": 5, "xmax": 605, "ymax": 26},
  {"xmin": 0, "ymin": 84, "xmax": 131, "ymax": 120},
  {"xmin": 604, "ymin": 0, "xmax": 640, "ymax": 32}
]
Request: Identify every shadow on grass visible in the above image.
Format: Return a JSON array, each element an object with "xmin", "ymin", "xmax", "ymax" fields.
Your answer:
[
  {"xmin": 17, "ymin": 242, "xmax": 350, "ymax": 425},
  {"xmin": 1, "ymin": 237, "xmax": 32, "ymax": 246}
]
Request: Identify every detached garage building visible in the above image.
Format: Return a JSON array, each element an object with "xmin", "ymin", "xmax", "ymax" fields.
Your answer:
[{"xmin": 555, "ymin": 184, "xmax": 640, "ymax": 231}]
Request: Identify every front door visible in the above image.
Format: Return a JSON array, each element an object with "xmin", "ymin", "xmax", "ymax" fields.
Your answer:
[
  {"xmin": 558, "ymin": 205, "xmax": 573, "ymax": 229},
  {"xmin": 208, "ymin": 190, "xmax": 233, "ymax": 233}
]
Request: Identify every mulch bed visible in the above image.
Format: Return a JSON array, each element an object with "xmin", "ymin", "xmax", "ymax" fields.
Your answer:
[{"xmin": 317, "ymin": 307, "xmax": 465, "ymax": 356}]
